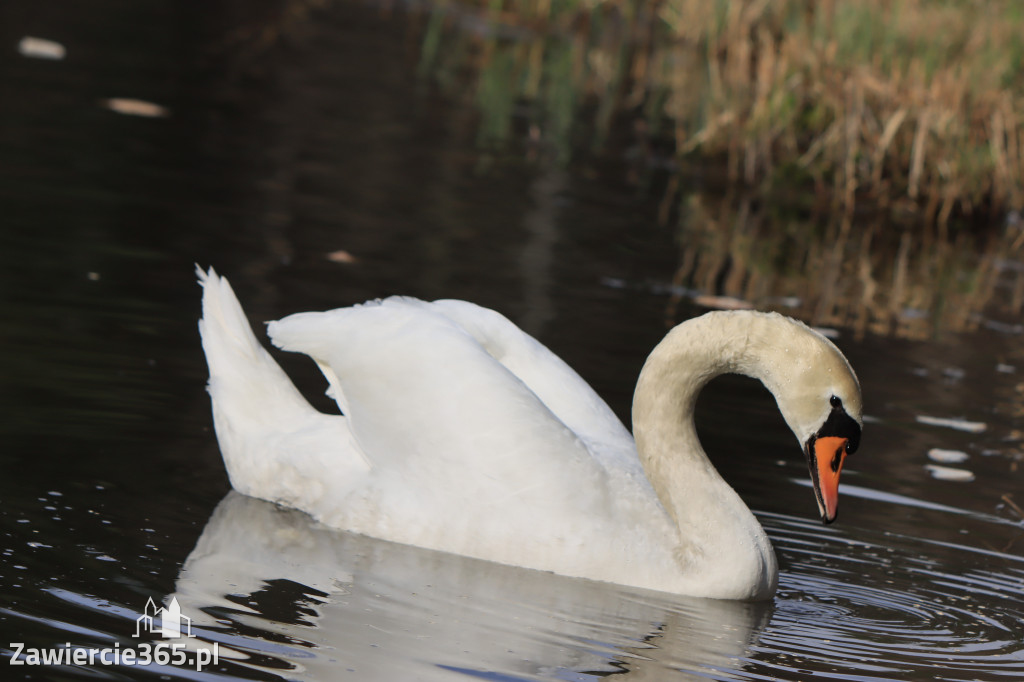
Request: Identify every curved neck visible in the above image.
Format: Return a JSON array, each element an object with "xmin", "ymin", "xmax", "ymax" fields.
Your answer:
[{"xmin": 631, "ymin": 312, "xmax": 778, "ymax": 599}]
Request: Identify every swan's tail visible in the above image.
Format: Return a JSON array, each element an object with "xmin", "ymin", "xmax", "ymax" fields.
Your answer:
[{"xmin": 196, "ymin": 266, "xmax": 324, "ymax": 495}]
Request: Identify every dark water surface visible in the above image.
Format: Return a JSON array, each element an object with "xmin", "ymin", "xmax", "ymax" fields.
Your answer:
[{"xmin": 2, "ymin": 1, "xmax": 1023, "ymax": 680}]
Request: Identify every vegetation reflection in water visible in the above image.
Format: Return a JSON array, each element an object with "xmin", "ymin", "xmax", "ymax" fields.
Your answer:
[{"xmin": 661, "ymin": 191, "xmax": 1024, "ymax": 341}]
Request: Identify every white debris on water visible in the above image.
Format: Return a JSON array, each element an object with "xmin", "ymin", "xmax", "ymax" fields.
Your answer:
[
  {"xmin": 18, "ymin": 36, "xmax": 66, "ymax": 60},
  {"xmin": 927, "ymin": 448, "xmax": 969, "ymax": 464},
  {"xmin": 915, "ymin": 415, "xmax": 987, "ymax": 433},
  {"xmin": 942, "ymin": 367, "xmax": 965, "ymax": 381},
  {"xmin": 326, "ymin": 249, "xmax": 358, "ymax": 264},
  {"xmin": 692, "ymin": 294, "xmax": 754, "ymax": 310},
  {"xmin": 102, "ymin": 98, "xmax": 170, "ymax": 118},
  {"xmin": 769, "ymin": 296, "xmax": 802, "ymax": 308},
  {"xmin": 925, "ymin": 464, "xmax": 976, "ymax": 482}
]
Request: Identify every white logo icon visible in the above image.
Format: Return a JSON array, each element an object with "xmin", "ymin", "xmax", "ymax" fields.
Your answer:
[{"xmin": 133, "ymin": 597, "xmax": 193, "ymax": 639}]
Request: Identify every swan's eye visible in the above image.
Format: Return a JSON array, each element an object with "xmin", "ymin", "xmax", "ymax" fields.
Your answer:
[{"xmin": 819, "ymin": 395, "xmax": 860, "ymax": 456}]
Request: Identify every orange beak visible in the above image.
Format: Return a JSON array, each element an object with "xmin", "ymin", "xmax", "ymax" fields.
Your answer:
[{"xmin": 808, "ymin": 436, "xmax": 848, "ymax": 524}]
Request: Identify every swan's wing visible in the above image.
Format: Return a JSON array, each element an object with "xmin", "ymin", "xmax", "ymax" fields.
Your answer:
[
  {"xmin": 421, "ymin": 299, "xmax": 637, "ymax": 469},
  {"xmin": 266, "ymin": 299, "xmax": 627, "ymax": 539},
  {"xmin": 268, "ymin": 297, "xmax": 636, "ymax": 471},
  {"xmin": 197, "ymin": 267, "xmax": 369, "ymax": 511}
]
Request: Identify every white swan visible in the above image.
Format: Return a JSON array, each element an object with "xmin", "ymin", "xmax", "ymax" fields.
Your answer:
[{"xmin": 197, "ymin": 267, "xmax": 862, "ymax": 600}]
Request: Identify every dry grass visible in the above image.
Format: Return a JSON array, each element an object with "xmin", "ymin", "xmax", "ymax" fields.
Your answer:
[{"xmin": 420, "ymin": 0, "xmax": 1024, "ymax": 225}]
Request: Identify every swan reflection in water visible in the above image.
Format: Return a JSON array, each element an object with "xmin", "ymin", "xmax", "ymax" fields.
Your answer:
[{"xmin": 168, "ymin": 491, "xmax": 772, "ymax": 680}]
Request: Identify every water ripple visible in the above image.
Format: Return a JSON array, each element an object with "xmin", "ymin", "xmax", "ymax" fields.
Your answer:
[{"xmin": 753, "ymin": 513, "xmax": 1024, "ymax": 680}]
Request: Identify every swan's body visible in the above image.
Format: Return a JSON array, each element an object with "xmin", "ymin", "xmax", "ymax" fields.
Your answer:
[{"xmin": 197, "ymin": 268, "xmax": 862, "ymax": 600}]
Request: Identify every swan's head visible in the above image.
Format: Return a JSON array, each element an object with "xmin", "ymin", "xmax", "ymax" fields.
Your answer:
[
  {"xmin": 754, "ymin": 317, "xmax": 862, "ymax": 525},
  {"xmin": 801, "ymin": 393, "xmax": 861, "ymax": 524},
  {"xmin": 637, "ymin": 310, "xmax": 863, "ymax": 530}
]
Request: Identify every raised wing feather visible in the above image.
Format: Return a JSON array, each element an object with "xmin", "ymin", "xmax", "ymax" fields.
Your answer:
[
  {"xmin": 266, "ymin": 298, "xmax": 628, "ymax": 544},
  {"xmin": 425, "ymin": 299, "xmax": 637, "ymax": 469}
]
